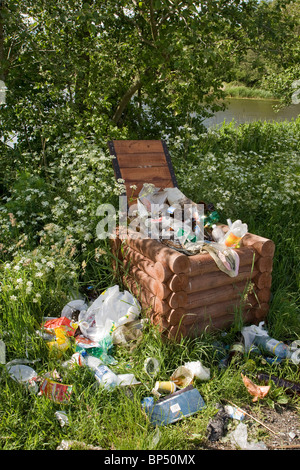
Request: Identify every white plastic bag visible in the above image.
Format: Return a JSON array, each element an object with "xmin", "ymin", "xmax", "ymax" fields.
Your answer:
[
  {"xmin": 78, "ymin": 285, "xmax": 140, "ymax": 342},
  {"xmin": 61, "ymin": 299, "xmax": 88, "ymax": 319},
  {"xmin": 228, "ymin": 422, "xmax": 267, "ymax": 450},
  {"xmin": 184, "ymin": 361, "xmax": 210, "ymax": 381},
  {"xmin": 241, "ymin": 321, "xmax": 268, "ymax": 352}
]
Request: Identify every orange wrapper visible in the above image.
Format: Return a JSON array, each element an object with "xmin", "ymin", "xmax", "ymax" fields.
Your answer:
[{"xmin": 241, "ymin": 373, "xmax": 270, "ymax": 402}]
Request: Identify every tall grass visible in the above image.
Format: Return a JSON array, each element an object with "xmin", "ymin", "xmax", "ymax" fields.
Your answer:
[{"xmin": 223, "ymin": 82, "xmax": 275, "ymax": 100}]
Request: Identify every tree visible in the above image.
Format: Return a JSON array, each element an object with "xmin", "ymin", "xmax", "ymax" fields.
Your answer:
[{"xmin": 1, "ymin": 0, "xmax": 298, "ymax": 163}]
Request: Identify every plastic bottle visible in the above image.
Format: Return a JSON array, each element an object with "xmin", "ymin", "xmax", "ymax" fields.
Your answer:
[
  {"xmin": 222, "ymin": 220, "xmax": 248, "ymax": 247},
  {"xmin": 211, "ymin": 224, "xmax": 224, "ymax": 243},
  {"xmin": 94, "ymin": 365, "xmax": 120, "ymax": 389},
  {"xmin": 253, "ymin": 332, "xmax": 291, "ymax": 359},
  {"xmin": 242, "ymin": 321, "xmax": 296, "ymax": 361}
]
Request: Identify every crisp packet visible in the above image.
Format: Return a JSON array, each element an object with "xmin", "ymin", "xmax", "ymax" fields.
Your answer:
[{"xmin": 40, "ymin": 378, "xmax": 73, "ymax": 404}]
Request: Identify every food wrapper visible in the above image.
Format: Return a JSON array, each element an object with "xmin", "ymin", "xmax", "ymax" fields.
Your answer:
[
  {"xmin": 43, "ymin": 316, "xmax": 78, "ymax": 337},
  {"xmin": 40, "ymin": 378, "xmax": 73, "ymax": 404},
  {"xmin": 241, "ymin": 373, "xmax": 270, "ymax": 402},
  {"xmin": 46, "ymin": 327, "xmax": 72, "ymax": 356}
]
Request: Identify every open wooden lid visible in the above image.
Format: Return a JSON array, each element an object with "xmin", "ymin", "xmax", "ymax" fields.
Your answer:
[{"xmin": 108, "ymin": 140, "xmax": 178, "ymax": 205}]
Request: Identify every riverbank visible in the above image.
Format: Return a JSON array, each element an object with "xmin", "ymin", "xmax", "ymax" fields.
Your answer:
[{"xmin": 222, "ymin": 82, "xmax": 275, "ymax": 100}]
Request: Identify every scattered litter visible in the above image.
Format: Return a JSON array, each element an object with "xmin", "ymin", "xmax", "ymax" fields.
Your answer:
[
  {"xmin": 62, "ymin": 352, "xmax": 86, "ymax": 369},
  {"xmin": 141, "ymin": 396, "xmax": 155, "ymax": 412},
  {"xmin": 144, "ymin": 357, "xmax": 160, "ymax": 377},
  {"xmin": 94, "ymin": 364, "xmax": 121, "ymax": 390},
  {"xmin": 78, "ymin": 285, "xmax": 141, "ymax": 343},
  {"xmin": 170, "ymin": 365, "xmax": 194, "ymax": 389},
  {"xmin": 241, "ymin": 373, "xmax": 270, "ymax": 402},
  {"xmin": 153, "ymin": 381, "xmax": 177, "ymax": 395},
  {"xmin": 224, "ymin": 404, "xmax": 245, "ymax": 421},
  {"xmin": 207, "ymin": 405, "xmax": 229, "ymax": 441},
  {"xmin": 117, "ymin": 373, "xmax": 141, "ymax": 387},
  {"xmin": 6, "ymin": 360, "xmax": 39, "ymax": 393},
  {"xmin": 39, "ymin": 378, "xmax": 73, "ymax": 403},
  {"xmin": 184, "ymin": 361, "xmax": 210, "ymax": 381},
  {"xmin": 112, "ymin": 320, "xmax": 144, "ymax": 348},
  {"xmin": 55, "ymin": 411, "xmax": 69, "ymax": 427},
  {"xmin": 228, "ymin": 422, "xmax": 268, "ymax": 450},
  {"xmin": 241, "ymin": 321, "xmax": 300, "ymax": 364},
  {"xmin": 143, "ymin": 385, "xmax": 206, "ymax": 426},
  {"xmin": 76, "ymin": 334, "xmax": 117, "ymax": 365}
]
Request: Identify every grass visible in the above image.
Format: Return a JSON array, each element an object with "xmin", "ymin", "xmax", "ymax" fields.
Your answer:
[
  {"xmin": 0, "ymin": 118, "xmax": 300, "ymax": 450},
  {"xmin": 223, "ymin": 82, "xmax": 275, "ymax": 100}
]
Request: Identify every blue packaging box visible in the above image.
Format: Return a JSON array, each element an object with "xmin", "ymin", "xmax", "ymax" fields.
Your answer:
[{"xmin": 146, "ymin": 385, "xmax": 206, "ymax": 426}]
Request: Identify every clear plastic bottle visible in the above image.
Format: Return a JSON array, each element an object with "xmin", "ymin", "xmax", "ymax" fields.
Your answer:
[
  {"xmin": 242, "ymin": 321, "xmax": 292, "ymax": 360},
  {"xmin": 253, "ymin": 334, "xmax": 291, "ymax": 359},
  {"xmin": 212, "ymin": 224, "xmax": 224, "ymax": 243},
  {"xmin": 94, "ymin": 365, "xmax": 120, "ymax": 389},
  {"xmin": 223, "ymin": 220, "xmax": 248, "ymax": 247}
]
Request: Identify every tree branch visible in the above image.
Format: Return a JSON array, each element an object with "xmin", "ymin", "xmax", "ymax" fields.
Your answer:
[{"xmin": 112, "ymin": 76, "xmax": 142, "ymax": 124}]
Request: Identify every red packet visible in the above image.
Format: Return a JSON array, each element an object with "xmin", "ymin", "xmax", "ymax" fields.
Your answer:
[{"xmin": 40, "ymin": 378, "xmax": 73, "ymax": 404}]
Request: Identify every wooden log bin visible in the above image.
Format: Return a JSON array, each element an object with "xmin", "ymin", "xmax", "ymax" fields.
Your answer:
[{"xmin": 108, "ymin": 140, "xmax": 275, "ymax": 342}]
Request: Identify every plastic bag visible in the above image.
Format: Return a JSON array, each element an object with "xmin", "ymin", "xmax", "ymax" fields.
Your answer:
[
  {"xmin": 228, "ymin": 422, "xmax": 267, "ymax": 450},
  {"xmin": 76, "ymin": 335, "xmax": 117, "ymax": 365},
  {"xmin": 78, "ymin": 285, "xmax": 141, "ymax": 342},
  {"xmin": 184, "ymin": 361, "xmax": 210, "ymax": 381},
  {"xmin": 6, "ymin": 363, "xmax": 39, "ymax": 393},
  {"xmin": 241, "ymin": 321, "xmax": 269, "ymax": 352},
  {"xmin": 202, "ymin": 243, "xmax": 240, "ymax": 277},
  {"xmin": 111, "ymin": 320, "xmax": 143, "ymax": 346},
  {"xmin": 61, "ymin": 299, "xmax": 88, "ymax": 320}
]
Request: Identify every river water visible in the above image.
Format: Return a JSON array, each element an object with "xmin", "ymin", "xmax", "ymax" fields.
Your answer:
[{"xmin": 202, "ymin": 98, "xmax": 300, "ymax": 128}]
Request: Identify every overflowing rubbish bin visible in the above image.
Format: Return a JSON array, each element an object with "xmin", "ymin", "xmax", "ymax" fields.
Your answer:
[{"xmin": 108, "ymin": 140, "xmax": 275, "ymax": 342}]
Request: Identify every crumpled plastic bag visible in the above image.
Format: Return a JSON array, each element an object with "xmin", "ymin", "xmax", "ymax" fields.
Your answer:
[
  {"xmin": 184, "ymin": 242, "xmax": 240, "ymax": 277},
  {"xmin": 228, "ymin": 422, "xmax": 267, "ymax": 450},
  {"xmin": 78, "ymin": 285, "xmax": 141, "ymax": 342},
  {"xmin": 61, "ymin": 299, "xmax": 88, "ymax": 320},
  {"xmin": 241, "ymin": 321, "xmax": 268, "ymax": 353},
  {"xmin": 241, "ymin": 373, "xmax": 270, "ymax": 402},
  {"xmin": 184, "ymin": 361, "xmax": 210, "ymax": 381},
  {"xmin": 111, "ymin": 320, "xmax": 143, "ymax": 347}
]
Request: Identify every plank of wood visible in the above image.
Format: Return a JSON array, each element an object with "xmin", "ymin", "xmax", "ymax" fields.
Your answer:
[
  {"xmin": 113, "ymin": 140, "xmax": 164, "ymax": 154},
  {"xmin": 120, "ymin": 166, "xmax": 173, "ymax": 182},
  {"xmin": 116, "ymin": 152, "xmax": 168, "ymax": 168}
]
